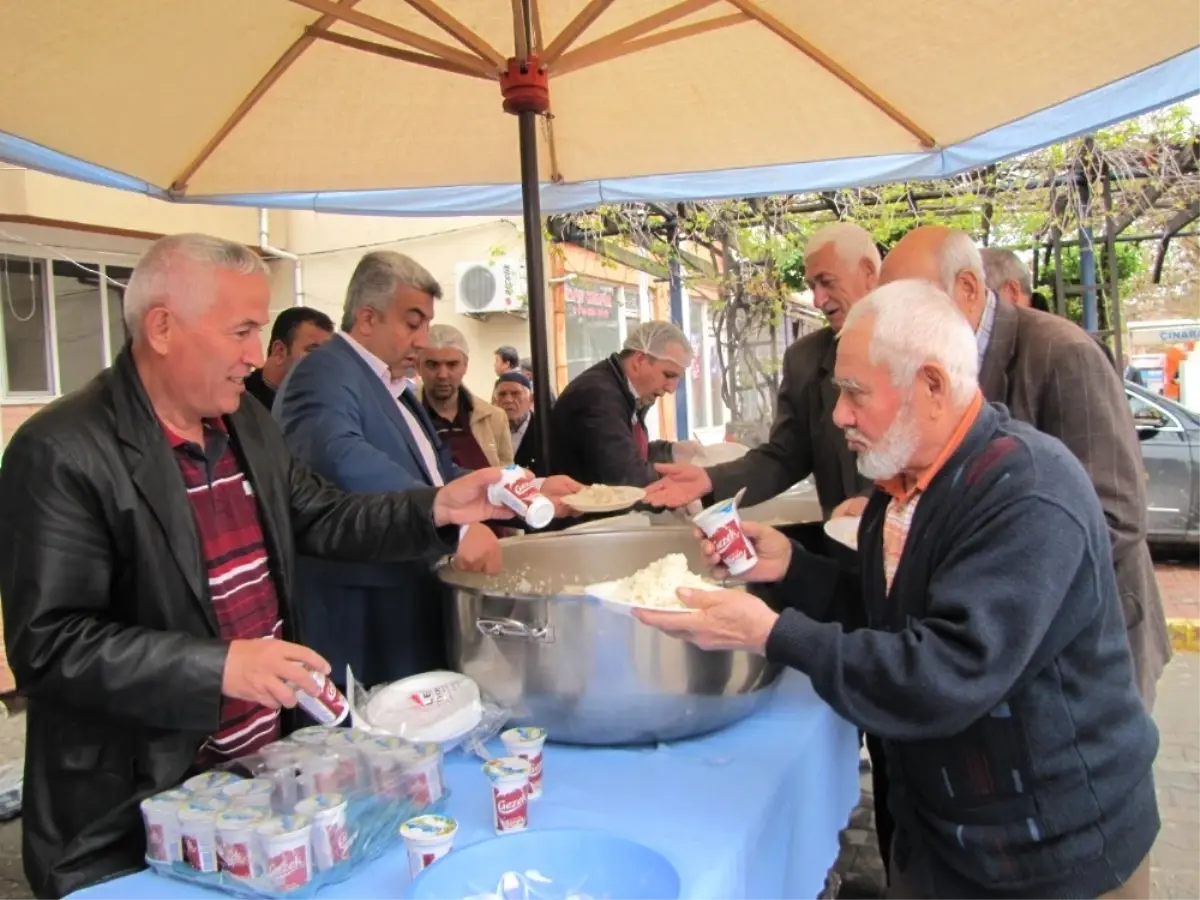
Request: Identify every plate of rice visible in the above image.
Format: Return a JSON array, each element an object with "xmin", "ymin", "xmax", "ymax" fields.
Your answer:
[
  {"xmin": 823, "ymin": 515, "xmax": 860, "ymax": 550},
  {"xmin": 562, "ymin": 484, "xmax": 646, "ymax": 514},
  {"xmin": 585, "ymin": 553, "xmax": 719, "ymax": 616}
]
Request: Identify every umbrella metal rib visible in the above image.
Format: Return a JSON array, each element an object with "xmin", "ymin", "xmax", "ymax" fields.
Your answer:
[{"xmin": 166, "ymin": 0, "xmax": 946, "ymax": 470}]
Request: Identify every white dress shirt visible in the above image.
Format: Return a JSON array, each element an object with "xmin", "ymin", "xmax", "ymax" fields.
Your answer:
[{"xmin": 338, "ymin": 332, "xmax": 445, "ymax": 486}]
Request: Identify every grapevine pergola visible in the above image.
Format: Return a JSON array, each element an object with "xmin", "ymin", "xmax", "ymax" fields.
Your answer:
[{"xmin": 548, "ymin": 110, "xmax": 1200, "ymax": 431}]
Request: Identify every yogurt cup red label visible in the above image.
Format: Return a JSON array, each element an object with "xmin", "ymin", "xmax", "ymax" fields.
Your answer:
[
  {"xmin": 694, "ymin": 499, "xmax": 758, "ymax": 576},
  {"xmin": 268, "ymin": 846, "xmax": 310, "ymax": 890},
  {"xmin": 493, "ymin": 785, "xmax": 528, "ymax": 833},
  {"xmin": 218, "ymin": 839, "xmax": 254, "ymax": 877},
  {"xmin": 295, "ymin": 670, "xmax": 349, "ymax": 726},
  {"xmin": 488, "ymin": 466, "xmax": 554, "ymax": 529},
  {"xmin": 508, "ymin": 477, "xmax": 540, "ymax": 502},
  {"xmin": 146, "ymin": 824, "xmax": 167, "ymax": 862}
]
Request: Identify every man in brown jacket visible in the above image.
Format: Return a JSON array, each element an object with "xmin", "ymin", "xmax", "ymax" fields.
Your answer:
[
  {"xmin": 878, "ymin": 226, "xmax": 1170, "ymax": 708},
  {"xmin": 420, "ymin": 324, "xmax": 514, "ymax": 470}
]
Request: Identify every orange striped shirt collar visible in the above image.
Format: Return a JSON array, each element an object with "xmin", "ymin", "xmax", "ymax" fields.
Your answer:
[{"xmin": 877, "ymin": 391, "xmax": 985, "ymax": 502}]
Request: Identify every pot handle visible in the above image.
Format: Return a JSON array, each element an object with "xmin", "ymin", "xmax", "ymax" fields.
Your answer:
[{"xmin": 476, "ymin": 616, "xmax": 554, "ymax": 643}]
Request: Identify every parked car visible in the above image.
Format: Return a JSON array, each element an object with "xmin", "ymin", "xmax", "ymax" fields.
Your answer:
[{"xmin": 1126, "ymin": 380, "xmax": 1199, "ymax": 545}]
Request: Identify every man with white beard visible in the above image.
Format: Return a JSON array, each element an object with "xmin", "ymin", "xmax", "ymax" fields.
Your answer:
[{"xmin": 637, "ymin": 280, "xmax": 1159, "ymax": 899}]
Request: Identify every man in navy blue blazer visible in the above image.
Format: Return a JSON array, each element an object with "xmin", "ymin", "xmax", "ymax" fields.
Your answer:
[{"xmin": 275, "ymin": 252, "xmax": 575, "ymax": 689}]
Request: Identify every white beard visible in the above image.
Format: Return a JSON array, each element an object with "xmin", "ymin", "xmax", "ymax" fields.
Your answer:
[{"xmin": 852, "ymin": 403, "xmax": 920, "ymax": 481}]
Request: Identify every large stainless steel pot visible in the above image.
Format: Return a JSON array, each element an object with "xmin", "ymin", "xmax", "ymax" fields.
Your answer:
[{"xmin": 437, "ymin": 526, "xmax": 782, "ymax": 746}]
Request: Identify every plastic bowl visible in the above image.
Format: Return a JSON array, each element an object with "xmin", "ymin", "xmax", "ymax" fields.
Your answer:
[{"xmin": 404, "ymin": 827, "xmax": 681, "ymax": 899}]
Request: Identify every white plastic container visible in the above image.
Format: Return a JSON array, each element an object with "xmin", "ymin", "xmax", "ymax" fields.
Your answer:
[
  {"xmin": 140, "ymin": 789, "xmax": 191, "ymax": 864},
  {"xmin": 396, "ymin": 742, "xmax": 445, "ymax": 806},
  {"xmin": 500, "ymin": 726, "xmax": 546, "ymax": 799},
  {"xmin": 295, "ymin": 792, "xmax": 352, "ymax": 871},
  {"xmin": 399, "ymin": 814, "xmax": 458, "ymax": 878},
  {"xmin": 298, "ymin": 752, "xmax": 343, "ymax": 799},
  {"xmin": 181, "ymin": 771, "xmax": 242, "ymax": 795},
  {"xmin": 214, "ymin": 807, "xmax": 269, "ymax": 877},
  {"xmin": 294, "ymin": 669, "xmax": 350, "ymax": 726},
  {"xmin": 288, "ymin": 726, "xmax": 339, "ymax": 747},
  {"xmin": 482, "ymin": 757, "xmax": 530, "ymax": 834},
  {"xmin": 487, "ymin": 465, "xmax": 554, "ymax": 529},
  {"xmin": 178, "ymin": 798, "xmax": 227, "ymax": 873},
  {"xmin": 217, "ymin": 777, "xmax": 275, "ymax": 810},
  {"xmin": 692, "ymin": 496, "xmax": 758, "ymax": 576},
  {"xmin": 257, "ymin": 813, "xmax": 314, "ymax": 892}
]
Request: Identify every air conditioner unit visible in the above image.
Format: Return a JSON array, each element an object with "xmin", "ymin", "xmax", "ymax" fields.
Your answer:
[{"xmin": 454, "ymin": 259, "xmax": 527, "ymax": 315}]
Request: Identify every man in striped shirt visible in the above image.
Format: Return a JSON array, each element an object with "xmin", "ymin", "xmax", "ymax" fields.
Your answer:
[{"xmin": 0, "ymin": 233, "xmax": 523, "ymax": 898}]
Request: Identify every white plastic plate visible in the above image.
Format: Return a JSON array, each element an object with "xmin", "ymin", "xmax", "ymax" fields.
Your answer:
[
  {"xmin": 823, "ymin": 516, "xmax": 861, "ymax": 550},
  {"xmin": 361, "ymin": 670, "xmax": 484, "ymax": 744},
  {"xmin": 583, "ymin": 578, "xmax": 718, "ymax": 617},
  {"xmin": 562, "ymin": 485, "xmax": 646, "ymax": 514}
]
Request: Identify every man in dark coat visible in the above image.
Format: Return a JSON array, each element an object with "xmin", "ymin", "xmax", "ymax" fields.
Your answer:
[
  {"xmin": 549, "ymin": 321, "xmax": 694, "ymax": 487},
  {"xmin": 0, "ymin": 234, "xmax": 515, "ymax": 899},
  {"xmin": 881, "ymin": 226, "xmax": 1170, "ymax": 709},
  {"xmin": 494, "ymin": 371, "xmax": 545, "ymax": 476},
  {"xmin": 243, "ymin": 306, "xmax": 334, "ymax": 411},
  {"xmin": 637, "ymin": 280, "xmax": 1158, "ymax": 899}
]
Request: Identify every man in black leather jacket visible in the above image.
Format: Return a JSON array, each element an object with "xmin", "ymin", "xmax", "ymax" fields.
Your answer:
[{"xmin": 0, "ymin": 234, "xmax": 524, "ymax": 899}]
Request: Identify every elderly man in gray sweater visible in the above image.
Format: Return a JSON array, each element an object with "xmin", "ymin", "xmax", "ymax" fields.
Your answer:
[{"xmin": 639, "ymin": 279, "xmax": 1158, "ymax": 899}]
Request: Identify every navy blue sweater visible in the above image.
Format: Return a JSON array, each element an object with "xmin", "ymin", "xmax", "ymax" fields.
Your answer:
[{"xmin": 765, "ymin": 402, "xmax": 1159, "ymax": 898}]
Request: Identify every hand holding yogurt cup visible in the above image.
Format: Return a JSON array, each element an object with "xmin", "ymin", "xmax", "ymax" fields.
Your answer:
[{"xmin": 693, "ymin": 520, "xmax": 792, "ymax": 583}]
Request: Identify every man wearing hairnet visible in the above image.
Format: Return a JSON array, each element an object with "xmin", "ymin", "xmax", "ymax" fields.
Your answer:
[{"xmin": 549, "ymin": 321, "xmax": 700, "ymax": 486}]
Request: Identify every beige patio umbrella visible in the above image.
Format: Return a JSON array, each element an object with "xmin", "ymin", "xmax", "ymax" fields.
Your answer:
[
  {"xmin": 2, "ymin": 0, "xmax": 1196, "ymax": 197},
  {"xmin": 1, "ymin": 0, "xmax": 1197, "ymax": 458}
]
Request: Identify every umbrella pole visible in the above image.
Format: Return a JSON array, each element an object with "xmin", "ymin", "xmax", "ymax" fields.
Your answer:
[
  {"xmin": 501, "ymin": 47, "xmax": 555, "ymax": 476},
  {"xmin": 516, "ymin": 109, "xmax": 555, "ymax": 472}
]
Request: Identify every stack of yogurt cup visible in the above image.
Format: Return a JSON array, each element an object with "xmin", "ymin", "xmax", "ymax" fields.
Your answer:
[{"xmin": 138, "ymin": 725, "xmax": 447, "ymax": 890}]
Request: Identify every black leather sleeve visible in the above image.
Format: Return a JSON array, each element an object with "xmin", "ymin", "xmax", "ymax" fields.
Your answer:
[
  {"xmin": 285, "ymin": 452, "xmax": 460, "ymax": 561},
  {"xmin": 0, "ymin": 432, "xmax": 227, "ymax": 732}
]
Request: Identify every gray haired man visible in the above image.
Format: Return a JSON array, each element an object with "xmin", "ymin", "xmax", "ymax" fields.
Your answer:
[{"xmin": 549, "ymin": 320, "xmax": 697, "ymax": 486}]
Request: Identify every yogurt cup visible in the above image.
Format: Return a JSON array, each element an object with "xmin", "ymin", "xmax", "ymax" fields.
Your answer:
[
  {"xmin": 140, "ymin": 789, "xmax": 191, "ymax": 864},
  {"xmin": 215, "ymin": 807, "xmax": 269, "ymax": 877},
  {"xmin": 482, "ymin": 757, "xmax": 530, "ymax": 834},
  {"xmin": 500, "ymin": 726, "xmax": 547, "ymax": 799},
  {"xmin": 257, "ymin": 813, "xmax": 313, "ymax": 892},
  {"xmin": 298, "ymin": 752, "xmax": 343, "ymax": 799},
  {"xmin": 181, "ymin": 771, "xmax": 243, "ymax": 794},
  {"xmin": 325, "ymin": 731, "xmax": 374, "ymax": 789},
  {"xmin": 178, "ymin": 798, "xmax": 227, "ymax": 873},
  {"xmin": 295, "ymin": 792, "xmax": 352, "ymax": 871},
  {"xmin": 293, "ymin": 669, "xmax": 350, "ymax": 726},
  {"xmin": 692, "ymin": 497, "xmax": 758, "ymax": 576},
  {"xmin": 360, "ymin": 739, "xmax": 409, "ymax": 800},
  {"xmin": 218, "ymin": 777, "xmax": 275, "ymax": 810},
  {"xmin": 288, "ymin": 726, "xmax": 339, "ymax": 747},
  {"xmin": 399, "ymin": 814, "xmax": 457, "ymax": 878},
  {"xmin": 396, "ymin": 742, "xmax": 445, "ymax": 806},
  {"xmin": 487, "ymin": 465, "xmax": 554, "ymax": 529}
]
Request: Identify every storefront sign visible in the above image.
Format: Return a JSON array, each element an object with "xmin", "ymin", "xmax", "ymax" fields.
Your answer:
[{"xmin": 565, "ymin": 282, "xmax": 616, "ymax": 321}]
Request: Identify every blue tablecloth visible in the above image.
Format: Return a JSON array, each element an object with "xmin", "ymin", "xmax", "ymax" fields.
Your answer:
[{"xmin": 69, "ymin": 671, "xmax": 859, "ymax": 900}]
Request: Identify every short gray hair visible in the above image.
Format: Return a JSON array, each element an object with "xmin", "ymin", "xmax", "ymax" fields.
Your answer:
[
  {"xmin": 622, "ymin": 320, "xmax": 693, "ymax": 362},
  {"xmin": 842, "ymin": 279, "xmax": 979, "ymax": 406},
  {"xmin": 124, "ymin": 233, "xmax": 267, "ymax": 337},
  {"xmin": 341, "ymin": 251, "xmax": 441, "ymax": 332},
  {"xmin": 936, "ymin": 231, "xmax": 987, "ymax": 294},
  {"xmin": 806, "ymin": 222, "xmax": 881, "ymax": 272},
  {"xmin": 980, "ymin": 248, "xmax": 1032, "ymax": 299},
  {"xmin": 426, "ymin": 323, "xmax": 469, "ymax": 357}
]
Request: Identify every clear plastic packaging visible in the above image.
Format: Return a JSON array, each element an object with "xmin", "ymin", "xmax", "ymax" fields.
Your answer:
[{"xmin": 142, "ymin": 728, "xmax": 447, "ymax": 897}]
